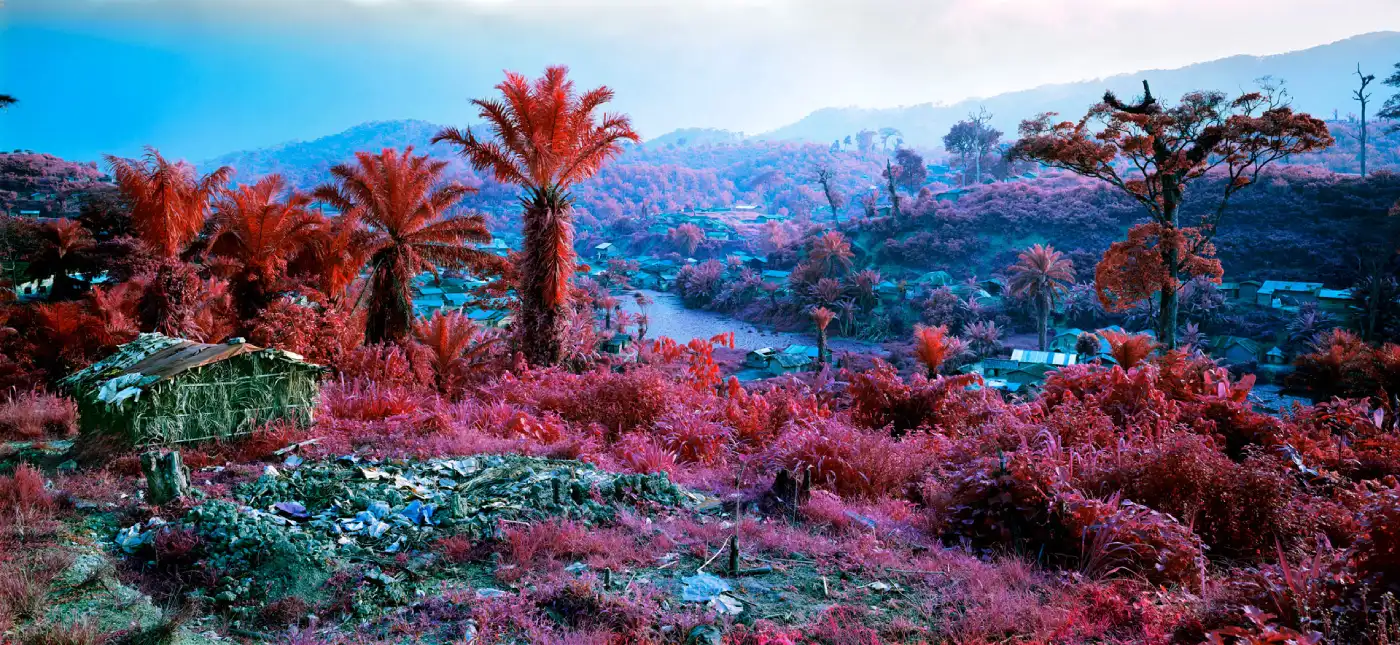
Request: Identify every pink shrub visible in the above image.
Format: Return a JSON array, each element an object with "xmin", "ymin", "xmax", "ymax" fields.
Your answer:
[
  {"xmin": 655, "ymin": 408, "xmax": 731, "ymax": 465},
  {"xmin": 0, "ymin": 392, "xmax": 77, "ymax": 441}
]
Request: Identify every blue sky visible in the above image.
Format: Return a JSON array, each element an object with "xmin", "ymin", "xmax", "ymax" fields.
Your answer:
[{"xmin": 5, "ymin": 0, "xmax": 1400, "ymax": 162}]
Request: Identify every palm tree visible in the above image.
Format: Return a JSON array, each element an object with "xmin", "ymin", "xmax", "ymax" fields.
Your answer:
[
  {"xmin": 912, "ymin": 324, "xmax": 967, "ymax": 377},
  {"xmin": 307, "ymin": 215, "xmax": 374, "ymax": 304},
  {"xmin": 810, "ymin": 307, "xmax": 835, "ymax": 367},
  {"xmin": 25, "ymin": 219, "xmax": 95, "ymax": 301},
  {"xmin": 105, "ymin": 147, "xmax": 233, "ymax": 258},
  {"xmin": 207, "ymin": 174, "xmax": 320, "ymax": 320},
  {"xmin": 809, "ymin": 231, "xmax": 855, "ymax": 277},
  {"xmin": 314, "ymin": 147, "xmax": 505, "ymax": 344},
  {"xmin": 414, "ymin": 310, "xmax": 497, "ymax": 393},
  {"xmin": 1007, "ymin": 244, "xmax": 1075, "ymax": 351},
  {"xmin": 434, "ymin": 66, "xmax": 640, "ymax": 366},
  {"xmin": 1100, "ymin": 329, "xmax": 1159, "ymax": 369},
  {"xmin": 0, "ymin": 95, "xmax": 15, "ymax": 109}
]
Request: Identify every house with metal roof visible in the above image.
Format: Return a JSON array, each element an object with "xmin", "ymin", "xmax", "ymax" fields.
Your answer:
[
  {"xmin": 1256, "ymin": 281, "xmax": 1324, "ymax": 307},
  {"xmin": 1209, "ymin": 336, "xmax": 1263, "ymax": 365},
  {"xmin": 767, "ymin": 352, "xmax": 811, "ymax": 376},
  {"xmin": 746, "ymin": 348, "xmax": 777, "ymax": 369},
  {"xmin": 60, "ymin": 334, "xmax": 324, "ymax": 446},
  {"xmin": 1009, "ymin": 349, "xmax": 1078, "ymax": 367}
]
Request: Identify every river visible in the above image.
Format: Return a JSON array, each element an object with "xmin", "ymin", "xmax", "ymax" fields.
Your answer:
[{"xmin": 617, "ymin": 289, "xmax": 880, "ymax": 354}]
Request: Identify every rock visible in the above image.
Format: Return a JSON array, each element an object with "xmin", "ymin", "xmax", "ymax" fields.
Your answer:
[{"xmin": 687, "ymin": 624, "xmax": 724, "ymax": 645}]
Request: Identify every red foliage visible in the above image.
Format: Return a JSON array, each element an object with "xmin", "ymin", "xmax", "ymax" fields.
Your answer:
[
  {"xmin": 1095, "ymin": 223, "xmax": 1223, "ymax": 312},
  {"xmin": 1088, "ymin": 435, "xmax": 1308, "ymax": 560},
  {"xmin": 206, "ymin": 174, "xmax": 320, "ymax": 319},
  {"xmin": 413, "ymin": 310, "xmax": 497, "ymax": 395},
  {"xmin": 1054, "ymin": 491, "xmax": 1206, "ymax": 587},
  {"xmin": 1099, "ymin": 328, "xmax": 1160, "ymax": 368},
  {"xmin": 105, "ymin": 147, "xmax": 232, "ymax": 258},
  {"xmin": 0, "ymin": 464, "xmax": 54, "ymax": 523},
  {"xmin": 767, "ymin": 417, "xmax": 933, "ymax": 499},
  {"xmin": 335, "ymin": 342, "xmax": 434, "ymax": 390},
  {"xmin": 0, "ymin": 392, "xmax": 77, "ymax": 441},
  {"xmin": 247, "ymin": 297, "xmax": 363, "ymax": 368},
  {"xmin": 910, "ymin": 324, "xmax": 966, "ymax": 376},
  {"xmin": 654, "ymin": 408, "xmax": 731, "ymax": 466}
]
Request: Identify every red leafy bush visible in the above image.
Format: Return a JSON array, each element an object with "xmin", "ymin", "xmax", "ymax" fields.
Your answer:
[
  {"xmin": 844, "ymin": 361, "xmax": 995, "ymax": 436},
  {"xmin": 0, "ymin": 392, "xmax": 77, "ymax": 441},
  {"xmin": 1087, "ymin": 435, "xmax": 1307, "ymax": 560},
  {"xmin": 768, "ymin": 417, "xmax": 937, "ymax": 500},
  {"xmin": 0, "ymin": 464, "xmax": 54, "ymax": 524},
  {"xmin": 1054, "ymin": 491, "xmax": 1206, "ymax": 587},
  {"xmin": 932, "ymin": 451, "xmax": 1063, "ymax": 550},
  {"xmin": 247, "ymin": 297, "xmax": 363, "ymax": 368},
  {"xmin": 335, "ymin": 342, "xmax": 434, "ymax": 390},
  {"xmin": 655, "ymin": 408, "xmax": 732, "ymax": 465}
]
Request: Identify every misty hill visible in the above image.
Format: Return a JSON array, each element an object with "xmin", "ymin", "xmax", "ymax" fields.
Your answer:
[
  {"xmin": 761, "ymin": 31, "xmax": 1400, "ymax": 148},
  {"xmin": 202, "ymin": 119, "xmax": 462, "ymax": 185}
]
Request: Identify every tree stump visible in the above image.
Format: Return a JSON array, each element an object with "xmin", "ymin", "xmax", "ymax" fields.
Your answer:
[{"xmin": 141, "ymin": 450, "xmax": 189, "ymax": 506}]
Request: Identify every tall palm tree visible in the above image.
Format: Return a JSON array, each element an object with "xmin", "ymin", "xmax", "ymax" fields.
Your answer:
[
  {"xmin": 314, "ymin": 147, "xmax": 505, "ymax": 344},
  {"xmin": 207, "ymin": 174, "xmax": 319, "ymax": 320},
  {"xmin": 1007, "ymin": 244, "xmax": 1075, "ymax": 351},
  {"xmin": 105, "ymin": 147, "xmax": 233, "ymax": 258},
  {"xmin": 434, "ymin": 66, "xmax": 640, "ymax": 365}
]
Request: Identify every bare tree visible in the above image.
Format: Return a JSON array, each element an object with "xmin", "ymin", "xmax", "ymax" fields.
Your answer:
[
  {"xmin": 883, "ymin": 159, "xmax": 902, "ymax": 219},
  {"xmin": 812, "ymin": 164, "xmax": 845, "ymax": 222},
  {"xmin": 1355, "ymin": 64, "xmax": 1376, "ymax": 177},
  {"xmin": 968, "ymin": 107, "xmax": 1001, "ymax": 185}
]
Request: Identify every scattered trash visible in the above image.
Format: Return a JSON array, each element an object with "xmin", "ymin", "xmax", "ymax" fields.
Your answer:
[{"xmin": 681, "ymin": 573, "xmax": 731, "ymax": 603}]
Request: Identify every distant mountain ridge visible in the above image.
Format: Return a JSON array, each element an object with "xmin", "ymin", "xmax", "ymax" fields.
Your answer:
[
  {"xmin": 757, "ymin": 31, "xmax": 1400, "ymax": 147},
  {"xmin": 202, "ymin": 31, "xmax": 1400, "ymax": 176}
]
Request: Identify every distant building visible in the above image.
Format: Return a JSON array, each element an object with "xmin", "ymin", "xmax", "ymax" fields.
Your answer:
[
  {"xmin": 1009, "ymin": 349, "xmax": 1078, "ymax": 367},
  {"xmin": 746, "ymin": 348, "xmax": 776, "ymax": 369},
  {"xmin": 1256, "ymin": 281, "xmax": 1324, "ymax": 307},
  {"xmin": 594, "ymin": 242, "xmax": 617, "ymax": 261},
  {"xmin": 767, "ymin": 352, "xmax": 811, "ymax": 376},
  {"xmin": 1209, "ymin": 336, "xmax": 1263, "ymax": 366}
]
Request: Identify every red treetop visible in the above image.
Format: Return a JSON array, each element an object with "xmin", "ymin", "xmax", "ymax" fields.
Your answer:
[{"xmin": 105, "ymin": 147, "xmax": 233, "ymax": 258}]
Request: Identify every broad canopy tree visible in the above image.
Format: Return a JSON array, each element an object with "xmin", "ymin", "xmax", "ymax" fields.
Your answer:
[
  {"xmin": 1010, "ymin": 80, "xmax": 1332, "ymax": 348},
  {"xmin": 435, "ymin": 66, "xmax": 640, "ymax": 366}
]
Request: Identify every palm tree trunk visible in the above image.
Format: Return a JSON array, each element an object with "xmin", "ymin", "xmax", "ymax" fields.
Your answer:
[
  {"xmin": 519, "ymin": 196, "xmax": 574, "ymax": 366},
  {"xmin": 1037, "ymin": 293, "xmax": 1049, "ymax": 351},
  {"xmin": 366, "ymin": 251, "xmax": 412, "ymax": 345},
  {"xmin": 816, "ymin": 329, "xmax": 828, "ymax": 367}
]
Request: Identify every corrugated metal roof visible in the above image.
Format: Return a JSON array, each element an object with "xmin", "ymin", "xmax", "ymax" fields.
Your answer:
[
  {"xmin": 62, "ymin": 333, "xmax": 319, "ymax": 393},
  {"xmin": 1010, "ymin": 349, "xmax": 1078, "ymax": 366},
  {"xmin": 1257, "ymin": 281, "xmax": 1323, "ymax": 295}
]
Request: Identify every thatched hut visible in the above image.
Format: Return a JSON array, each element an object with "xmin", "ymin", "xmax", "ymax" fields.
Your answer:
[{"xmin": 61, "ymin": 333, "xmax": 324, "ymax": 446}]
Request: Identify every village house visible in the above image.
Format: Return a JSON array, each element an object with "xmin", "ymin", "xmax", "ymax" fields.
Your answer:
[
  {"xmin": 61, "ymin": 334, "xmax": 323, "ymax": 446},
  {"xmin": 1209, "ymin": 336, "xmax": 1263, "ymax": 366},
  {"xmin": 1218, "ymin": 280, "xmax": 1262, "ymax": 303},
  {"xmin": 767, "ymin": 352, "xmax": 811, "ymax": 376},
  {"xmin": 593, "ymin": 242, "xmax": 618, "ymax": 261},
  {"xmin": 745, "ymin": 348, "xmax": 777, "ymax": 369},
  {"xmin": 1255, "ymin": 281, "xmax": 1324, "ymax": 307}
]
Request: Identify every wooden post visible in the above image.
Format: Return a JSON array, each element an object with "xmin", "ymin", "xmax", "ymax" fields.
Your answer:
[
  {"xmin": 141, "ymin": 450, "xmax": 189, "ymax": 506},
  {"xmin": 726, "ymin": 534, "xmax": 740, "ymax": 577}
]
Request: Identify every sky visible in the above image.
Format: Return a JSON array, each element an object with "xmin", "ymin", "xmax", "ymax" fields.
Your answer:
[{"xmin": 3, "ymin": 0, "xmax": 1400, "ymax": 162}]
